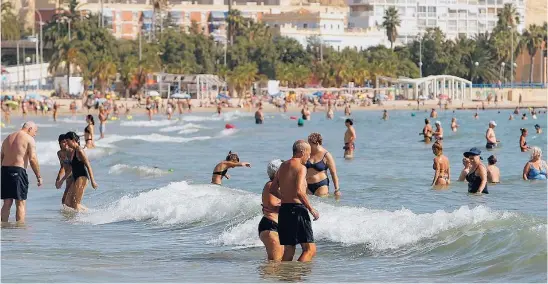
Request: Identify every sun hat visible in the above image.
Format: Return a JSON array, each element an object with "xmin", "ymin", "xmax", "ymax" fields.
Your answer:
[
  {"xmin": 489, "ymin": 120, "xmax": 497, "ymax": 126},
  {"xmin": 463, "ymin": 147, "xmax": 483, "ymax": 159}
]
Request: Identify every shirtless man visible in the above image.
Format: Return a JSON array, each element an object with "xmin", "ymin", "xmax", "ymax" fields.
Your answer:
[
  {"xmin": 1, "ymin": 122, "xmax": 42, "ymax": 223},
  {"xmin": 430, "ymin": 108, "xmax": 437, "ymax": 118},
  {"xmin": 326, "ymin": 101, "xmax": 334, "ymax": 119},
  {"xmin": 421, "ymin": 119, "xmax": 433, "ymax": 143},
  {"xmin": 485, "ymin": 121, "xmax": 499, "ymax": 149},
  {"xmin": 301, "ymin": 106, "xmax": 310, "ymax": 120},
  {"xmin": 255, "ymin": 106, "xmax": 264, "ymax": 124},
  {"xmin": 344, "ymin": 104, "xmax": 351, "ymax": 116},
  {"xmin": 2, "ymin": 103, "xmax": 11, "ymax": 125},
  {"xmin": 382, "ymin": 109, "xmax": 389, "ymax": 120},
  {"xmin": 269, "ymin": 140, "xmax": 319, "ymax": 262},
  {"xmin": 343, "ymin": 119, "xmax": 356, "ymax": 159},
  {"xmin": 98, "ymin": 107, "xmax": 108, "ymax": 139}
]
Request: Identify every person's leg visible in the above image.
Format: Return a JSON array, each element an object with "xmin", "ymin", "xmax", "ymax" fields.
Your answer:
[
  {"xmin": 15, "ymin": 200, "xmax": 26, "ymax": 223},
  {"xmin": 260, "ymin": 231, "xmax": 284, "ymax": 261},
  {"xmin": 282, "ymin": 245, "xmax": 296, "ymax": 261},
  {"xmin": 1, "ymin": 199, "xmax": 14, "ymax": 222}
]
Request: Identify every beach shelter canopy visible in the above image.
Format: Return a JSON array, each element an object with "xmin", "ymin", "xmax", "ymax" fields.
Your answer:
[{"xmin": 147, "ymin": 91, "xmax": 160, "ymax": 97}]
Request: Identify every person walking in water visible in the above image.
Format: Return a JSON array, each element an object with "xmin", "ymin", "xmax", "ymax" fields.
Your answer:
[
  {"xmin": 463, "ymin": 147, "xmax": 488, "ymax": 194},
  {"xmin": 326, "ymin": 101, "xmax": 334, "ymax": 119},
  {"xmin": 534, "ymin": 124, "xmax": 542, "ymax": 134},
  {"xmin": 451, "ymin": 117, "xmax": 458, "ymax": 132},
  {"xmin": 62, "ymin": 132, "xmax": 98, "ymax": 211},
  {"xmin": 84, "ymin": 115, "xmax": 95, "ymax": 149},
  {"xmin": 211, "ymin": 151, "xmax": 251, "ymax": 185},
  {"xmin": 343, "ymin": 119, "xmax": 356, "ymax": 159},
  {"xmin": 431, "ymin": 141, "xmax": 450, "ymax": 187},
  {"xmin": 301, "ymin": 106, "xmax": 311, "ymax": 120},
  {"xmin": 485, "ymin": 121, "xmax": 499, "ymax": 149},
  {"xmin": 487, "ymin": 155, "xmax": 500, "ymax": 183},
  {"xmin": 421, "ymin": 119, "xmax": 433, "ymax": 143},
  {"xmin": 519, "ymin": 128, "xmax": 530, "ymax": 152},
  {"xmin": 433, "ymin": 121, "xmax": 444, "ymax": 142},
  {"xmin": 98, "ymin": 107, "xmax": 108, "ymax": 139},
  {"xmin": 1, "ymin": 122, "xmax": 42, "ymax": 223},
  {"xmin": 55, "ymin": 134, "xmax": 73, "ymax": 205},
  {"xmin": 430, "ymin": 108, "xmax": 437, "ymax": 118},
  {"xmin": 255, "ymin": 106, "xmax": 264, "ymax": 124},
  {"xmin": 259, "ymin": 159, "xmax": 284, "ymax": 261},
  {"xmin": 269, "ymin": 140, "xmax": 319, "ymax": 262},
  {"xmin": 382, "ymin": 110, "xmax": 389, "ymax": 120},
  {"xmin": 344, "ymin": 104, "xmax": 351, "ymax": 116},
  {"xmin": 306, "ymin": 133, "xmax": 340, "ymax": 197},
  {"xmin": 522, "ymin": 146, "xmax": 547, "ymax": 180}
]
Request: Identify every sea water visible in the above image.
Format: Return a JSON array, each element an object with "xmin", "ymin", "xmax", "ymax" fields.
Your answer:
[{"xmin": 1, "ymin": 109, "xmax": 546, "ymax": 282}]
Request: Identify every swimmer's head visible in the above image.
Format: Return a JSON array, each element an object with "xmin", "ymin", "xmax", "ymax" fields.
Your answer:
[
  {"xmin": 432, "ymin": 141, "xmax": 443, "ymax": 156},
  {"xmin": 462, "ymin": 157, "xmax": 470, "ymax": 166},
  {"xmin": 267, "ymin": 159, "xmax": 283, "ymax": 180},
  {"xmin": 58, "ymin": 134, "xmax": 68, "ymax": 149},
  {"xmin": 520, "ymin": 128, "xmax": 528, "ymax": 135},
  {"xmin": 530, "ymin": 146, "xmax": 542, "ymax": 160},
  {"xmin": 534, "ymin": 124, "xmax": 541, "ymax": 129},
  {"xmin": 487, "ymin": 155, "xmax": 497, "ymax": 165},
  {"xmin": 86, "ymin": 114, "xmax": 95, "ymax": 125},
  {"xmin": 435, "ymin": 121, "xmax": 441, "ymax": 126},
  {"xmin": 225, "ymin": 151, "xmax": 240, "ymax": 162},
  {"xmin": 307, "ymin": 132, "xmax": 322, "ymax": 146},
  {"xmin": 489, "ymin": 121, "xmax": 497, "ymax": 127},
  {"xmin": 58, "ymin": 134, "xmax": 66, "ymax": 142},
  {"xmin": 345, "ymin": 118, "xmax": 353, "ymax": 126},
  {"xmin": 21, "ymin": 121, "xmax": 38, "ymax": 137},
  {"xmin": 64, "ymin": 131, "xmax": 80, "ymax": 148},
  {"xmin": 425, "ymin": 118, "xmax": 430, "ymax": 124},
  {"xmin": 292, "ymin": 140, "xmax": 311, "ymax": 164}
]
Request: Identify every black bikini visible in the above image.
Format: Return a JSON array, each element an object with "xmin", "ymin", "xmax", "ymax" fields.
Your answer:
[
  {"xmin": 85, "ymin": 126, "xmax": 93, "ymax": 141},
  {"xmin": 71, "ymin": 152, "xmax": 88, "ymax": 180},
  {"xmin": 305, "ymin": 153, "xmax": 330, "ymax": 194},
  {"xmin": 212, "ymin": 169, "xmax": 228, "ymax": 178},
  {"xmin": 466, "ymin": 166, "xmax": 488, "ymax": 194}
]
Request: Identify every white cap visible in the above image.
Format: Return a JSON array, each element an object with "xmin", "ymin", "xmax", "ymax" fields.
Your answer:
[
  {"xmin": 267, "ymin": 159, "xmax": 283, "ymax": 179},
  {"xmin": 435, "ymin": 121, "xmax": 441, "ymax": 125},
  {"xmin": 489, "ymin": 120, "xmax": 497, "ymax": 126}
]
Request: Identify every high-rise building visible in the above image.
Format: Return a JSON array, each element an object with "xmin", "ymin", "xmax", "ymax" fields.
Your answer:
[{"xmin": 347, "ymin": 0, "xmax": 526, "ymax": 44}]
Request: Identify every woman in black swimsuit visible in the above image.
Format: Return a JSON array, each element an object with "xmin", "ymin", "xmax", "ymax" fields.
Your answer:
[
  {"xmin": 259, "ymin": 159, "xmax": 283, "ymax": 260},
  {"xmin": 211, "ymin": 151, "xmax": 251, "ymax": 185},
  {"xmin": 55, "ymin": 134, "xmax": 73, "ymax": 205},
  {"xmin": 519, "ymin": 128, "xmax": 529, "ymax": 152},
  {"xmin": 463, "ymin": 147, "xmax": 488, "ymax": 194},
  {"xmin": 305, "ymin": 133, "xmax": 340, "ymax": 197},
  {"xmin": 62, "ymin": 132, "xmax": 98, "ymax": 211},
  {"xmin": 84, "ymin": 115, "xmax": 95, "ymax": 149}
]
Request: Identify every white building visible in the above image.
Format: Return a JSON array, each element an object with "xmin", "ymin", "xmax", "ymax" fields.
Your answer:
[
  {"xmin": 347, "ymin": 0, "xmax": 526, "ymax": 45},
  {"xmin": 263, "ymin": 8, "xmax": 390, "ymax": 50}
]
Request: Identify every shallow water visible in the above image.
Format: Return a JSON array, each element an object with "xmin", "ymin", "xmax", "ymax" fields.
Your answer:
[{"xmin": 1, "ymin": 109, "xmax": 546, "ymax": 282}]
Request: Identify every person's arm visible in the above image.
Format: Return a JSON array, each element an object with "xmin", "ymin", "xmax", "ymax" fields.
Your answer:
[
  {"xmin": 431, "ymin": 158, "xmax": 440, "ymax": 186},
  {"xmin": 224, "ymin": 161, "xmax": 251, "ymax": 168},
  {"xmin": 523, "ymin": 162, "xmax": 530, "ymax": 180},
  {"xmin": 447, "ymin": 161, "xmax": 451, "ymax": 184},
  {"xmin": 326, "ymin": 153, "xmax": 340, "ymax": 196},
  {"xmin": 296, "ymin": 166, "xmax": 319, "ymax": 220},
  {"xmin": 78, "ymin": 149, "xmax": 98, "ymax": 189},
  {"xmin": 269, "ymin": 170, "xmax": 281, "ymax": 198},
  {"xmin": 27, "ymin": 139, "xmax": 42, "ymax": 186},
  {"xmin": 350, "ymin": 128, "xmax": 356, "ymax": 143},
  {"xmin": 458, "ymin": 169, "xmax": 467, "ymax": 181},
  {"xmin": 1, "ymin": 139, "xmax": 5, "ymax": 164},
  {"xmin": 55, "ymin": 152, "xmax": 66, "ymax": 189},
  {"xmin": 477, "ymin": 165, "xmax": 488, "ymax": 193}
]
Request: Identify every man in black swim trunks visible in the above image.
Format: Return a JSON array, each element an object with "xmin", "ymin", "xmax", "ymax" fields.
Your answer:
[
  {"xmin": 270, "ymin": 140, "xmax": 319, "ymax": 262},
  {"xmin": 1, "ymin": 121, "xmax": 42, "ymax": 223}
]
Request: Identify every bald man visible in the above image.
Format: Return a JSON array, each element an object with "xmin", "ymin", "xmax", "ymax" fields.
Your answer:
[
  {"xmin": 270, "ymin": 140, "xmax": 320, "ymax": 262},
  {"xmin": 1, "ymin": 121, "xmax": 42, "ymax": 223}
]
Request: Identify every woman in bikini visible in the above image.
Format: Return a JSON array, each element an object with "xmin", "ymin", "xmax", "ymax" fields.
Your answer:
[
  {"xmin": 84, "ymin": 115, "xmax": 95, "ymax": 149},
  {"xmin": 211, "ymin": 151, "xmax": 251, "ymax": 185},
  {"xmin": 431, "ymin": 141, "xmax": 450, "ymax": 187},
  {"xmin": 55, "ymin": 134, "xmax": 73, "ymax": 205},
  {"xmin": 62, "ymin": 132, "xmax": 98, "ymax": 211},
  {"xmin": 519, "ymin": 128, "xmax": 530, "ymax": 152},
  {"xmin": 258, "ymin": 159, "xmax": 284, "ymax": 261},
  {"xmin": 306, "ymin": 133, "xmax": 340, "ymax": 197}
]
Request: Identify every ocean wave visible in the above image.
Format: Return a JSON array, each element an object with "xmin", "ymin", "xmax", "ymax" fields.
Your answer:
[
  {"xmin": 37, "ymin": 141, "xmax": 113, "ymax": 166},
  {"xmin": 108, "ymin": 164, "xmax": 167, "ymax": 178},
  {"xmin": 77, "ymin": 182, "xmax": 258, "ymax": 225},
  {"xmin": 219, "ymin": 129, "xmax": 238, "ymax": 136},
  {"xmin": 159, "ymin": 123, "xmax": 205, "ymax": 133},
  {"xmin": 120, "ymin": 120, "xmax": 177, "ymax": 127},
  {"xmin": 181, "ymin": 111, "xmax": 252, "ymax": 122},
  {"xmin": 178, "ymin": 129, "xmax": 200, "ymax": 135},
  {"xmin": 96, "ymin": 133, "xmax": 212, "ymax": 144},
  {"xmin": 56, "ymin": 117, "xmax": 86, "ymax": 124},
  {"xmin": 35, "ymin": 123, "xmax": 58, "ymax": 128}
]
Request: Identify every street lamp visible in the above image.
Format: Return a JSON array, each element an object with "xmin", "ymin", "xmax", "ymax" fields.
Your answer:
[
  {"xmin": 500, "ymin": 62, "xmax": 506, "ymax": 84},
  {"xmin": 508, "ymin": 25, "xmax": 514, "ymax": 88},
  {"xmin": 417, "ymin": 33, "xmax": 423, "ymax": 77},
  {"xmin": 24, "ymin": 57, "xmax": 31, "ymax": 96},
  {"xmin": 474, "ymin": 61, "xmax": 479, "ymax": 84}
]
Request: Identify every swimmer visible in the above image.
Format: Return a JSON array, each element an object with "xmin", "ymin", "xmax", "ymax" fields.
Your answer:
[
  {"xmin": 463, "ymin": 147, "xmax": 488, "ymax": 194},
  {"xmin": 326, "ymin": 102, "xmax": 334, "ymax": 119},
  {"xmin": 211, "ymin": 151, "xmax": 251, "ymax": 185},
  {"xmin": 69, "ymin": 100, "xmax": 76, "ymax": 116},
  {"xmin": 55, "ymin": 134, "xmax": 73, "ymax": 205},
  {"xmin": 84, "ymin": 115, "xmax": 95, "ymax": 149},
  {"xmin": 269, "ymin": 140, "xmax": 319, "ymax": 262},
  {"xmin": 306, "ymin": 133, "xmax": 340, "ymax": 197},
  {"xmin": 487, "ymin": 155, "xmax": 500, "ymax": 183},
  {"xmin": 166, "ymin": 100, "xmax": 174, "ymax": 120},
  {"xmin": 519, "ymin": 128, "xmax": 530, "ymax": 152},
  {"xmin": 522, "ymin": 146, "xmax": 547, "ymax": 180},
  {"xmin": 187, "ymin": 98, "xmax": 192, "ymax": 112},
  {"xmin": 509, "ymin": 114, "xmax": 514, "ymax": 120},
  {"xmin": 521, "ymin": 113, "xmax": 528, "ymax": 120},
  {"xmin": 433, "ymin": 121, "xmax": 443, "ymax": 141},
  {"xmin": 382, "ymin": 109, "xmax": 389, "ymax": 120},
  {"xmin": 343, "ymin": 119, "xmax": 356, "ymax": 159},
  {"xmin": 98, "ymin": 107, "xmax": 108, "ymax": 139},
  {"xmin": 301, "ymin": 106, "xmax": 310, "ymax": 120},
  {"xmin": 451, "ymin": 117, "xmax": 458, "ymax": 132},
  {"xmin": 474, "ymin": 112, "xmax": 479, "ymax": 119},
  {"xmin": 145, "ymin": 97, "xmax": 153, "ymax": 121},
  {"xmin": 259, "ymin": 159, "xmax": 284, "ymax": 261},
  {"xmin": 2, "ymin": 103, "xmax": 11, "ymax": 125},
  {"xmin": 534, "ymin": 124, "xmax": 542, "ymax": 134},
  {"xmin": 430, "ymin": 108, "xmax": 437, "ymax": 118},
  {"xmin": 217, "ymin": 103, "xmax": 222, "ymax": 116},
  {"xmin": 458, "ymin": 157, "xmax": 471, "ymax": 181},
  {"xmin": 420, "ymin": 119, "xmax": 433, "ymax": 143},
  {"xmin": 344, "ymin": 104, "xmax": 351, "ymax": 116},
  {"xmin": 255, "ymin": 106, "xmax": 264, "ymax": 124},
  {"xmin": 513, "ymin": 107, "xmax": 520, "ymax": 115},
  {"xmin": 52, "ymin": 101, "xmax": 59, "ymax": 122},
  {"xmin": 431, "ymin": 141, "xmax": 450, "ymax": 187},
  {"xmin": 485, "ymin": 121, "xmax": 499, "ymax": 149},
  {"xmin": 61, "ymin": 132, "xmax": 98, "ymax": 211}
]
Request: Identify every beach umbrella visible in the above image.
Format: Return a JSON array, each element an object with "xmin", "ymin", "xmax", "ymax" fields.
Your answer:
[
  {"xmin": 217, "ymin": 93, "xmax": 230, "ymax": 100},
  {"xmin": 25, "ymin": 93, "xmax": 45, "ymax": 101},
  {"xmin": 270, "ymin": 92, "xmax": 285, "ymax": 98},
  {"xmin": 439, "ymin": 94, "xmax": 449, "ymax": 100},
  {"xmin": 147, "ymin": 91, "xmax": 160, "ymax": 97},
  {"xmin": 172, "ymin": 93, "xmax": 191, "ymax": 99},
  {"xmin": 4, "ymin": 101, "xmax": 18, "ymax": 107},
  {"xmin": 96, "ymin": 98, "xmax": 107, "ymax": 103},
  {"xmin": 311, "ymin": 91, "xmax": 323, "ymax": 97}
]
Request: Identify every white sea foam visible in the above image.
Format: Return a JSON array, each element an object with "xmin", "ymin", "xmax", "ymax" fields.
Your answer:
[
  {"xmin": 159, "ymin": 123, "xmax": 205, "ymax": 133},
  {"xmin": 77, "ymin": 182, "xmax": 258, "ymax": 225},
  {"xmin": 36, "ymin": 141, "xmax": 113, "ymax": 165},
  {"xmin": 120, "ymin": 120, "xmax": 177, "ymax": 127},
  {"xmin": 178, "ymin": 129, "xmax": 200, "ymax": 135},
  {"xmin": 213, "ymin": 204, "xmax": 513, "ymax": 250},
  {"xmin": 35, "ymin": 123, "xmax": 58, "ymax": 128},
  {"xmin": 181, "ymin": 111, "xmax": 252, "ymax": 122},
  {"xmin": 219, "ymin": 129, "xmax": 238, "ymax": 136},
  {"xmin": 108, "ymin": 164, "xmax": 167, "ymax": 177},
  {"xmin": 96, "ymin": 133, "xmax": 212, "ymax": 144},
  {"xmin": 56, "ymin": 117, "xmax": 86, "ymax": 124}
]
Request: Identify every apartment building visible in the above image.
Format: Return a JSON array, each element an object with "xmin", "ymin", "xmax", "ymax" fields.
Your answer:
[{"xmin": 347, "ymin": 0, "xmax": 526, "ymax": 44}]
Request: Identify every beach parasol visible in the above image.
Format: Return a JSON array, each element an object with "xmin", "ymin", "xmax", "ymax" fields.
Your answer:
[
  {"xmin": 147, "ymin": 91, "xmax": 160, "ymax": 97},
  {"xmin": 217, "ymin": 93, "xmax": 230, "ymax": 100},
  {"xmin": 172, "ymin": 93, "xmax": 191, "ymax": 99},
  {"xmin": 25, "ymin": 93, "xmax": 45, "ymax": 101},
  {"xmin": 4, "ymin": 101, "xmax": 18, "ymax": 107}
]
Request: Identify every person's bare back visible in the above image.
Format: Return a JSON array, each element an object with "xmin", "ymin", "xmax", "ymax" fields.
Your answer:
[
  {"xmin": 276, "ymin": 159, "xmax": 307, "ymax": 204},
  {"xmin": 2, "ymin": 130, "xmax": 35, "ymax": 169}
]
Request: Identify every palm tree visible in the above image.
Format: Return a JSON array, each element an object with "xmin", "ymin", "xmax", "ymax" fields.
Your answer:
[
  {"xmin": 227, "ymin": 9, "xmax": 245, "ymax": 44},
  {"xmin": 497, "ymin": 3, "xmax": 520, "ymax": 29},
  {"xmin": 48, "ymin": 39, "xmax": 88, "ymax": 94},
  {"xmin": 151, "ymin": 0, "xmax": 168, "ymax": 40},
  {"xmin": 228, "ymin": 63, "xmax": 258, "ymax": 97},
  {"xmin": 382, "ymin": 7, "xmax": 401, "ymax": 49},
  {"xmin": 92, "ymin": 57, "xmax": 117, "ymax": 92},
  {"xmin": 1, "ymin": 2, "xmax": 21, "ymax": 40},
  {"xmin": 522, "ymin": 24, "xmax": 544, "ymax": 83}
]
